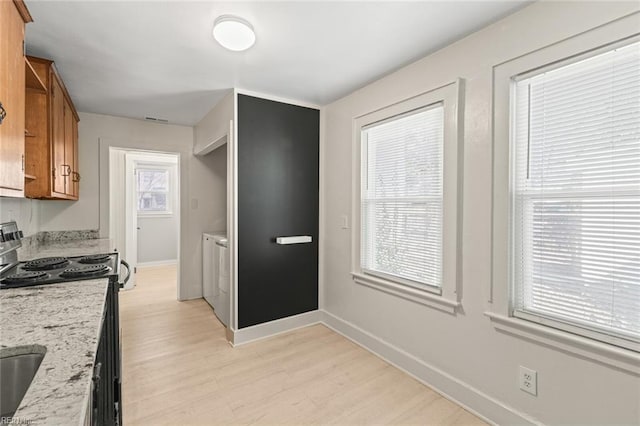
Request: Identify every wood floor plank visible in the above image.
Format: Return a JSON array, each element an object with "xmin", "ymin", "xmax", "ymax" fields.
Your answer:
[{"xmin": 120, "ymin": 265, "xmax": 488, "ymax": 426}]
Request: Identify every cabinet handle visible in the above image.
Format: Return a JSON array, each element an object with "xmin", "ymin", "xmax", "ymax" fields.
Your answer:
[
  {"xmin": 72, "ymin": 171, "xmax": 81, "ymax": 182},
  {"xmin": 21, "ymin": 155, "xmax": 24, "ymax": 171},
  {"xmin": 0, "ymin": 102, "xmax": 6, "ymax": 125},
  {"xmin": 60, "ymin": 164, "xmax": 70, "ymax": 177}
]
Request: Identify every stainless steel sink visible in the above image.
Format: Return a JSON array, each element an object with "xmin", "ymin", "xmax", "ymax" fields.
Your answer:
[{"xmin": 0, "ymin": 348, "xmax": 46, "ymax": 419}]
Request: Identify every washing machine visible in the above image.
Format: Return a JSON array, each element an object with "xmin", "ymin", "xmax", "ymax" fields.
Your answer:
[
  {"xmin": 202, "ymin": 233, "xmax": 228, "ymax": 326},
  {"xmin": 214, "ymin": 235, "xmax": 230, "ymax": 327}
]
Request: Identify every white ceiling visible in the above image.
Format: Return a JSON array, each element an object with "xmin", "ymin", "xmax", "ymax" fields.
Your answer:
[{"xmin": 25, "ymin": 1, "xmax": 530, "ymax": 126}]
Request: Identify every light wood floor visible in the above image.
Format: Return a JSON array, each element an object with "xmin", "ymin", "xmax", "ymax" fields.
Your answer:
[{"xmin": 120, "ymin": 265, "xmax": 487, "ymax": 425}]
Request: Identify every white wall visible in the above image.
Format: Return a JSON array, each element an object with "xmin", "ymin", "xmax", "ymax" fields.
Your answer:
[
  {"xmin": 186, "ymin": 144, "xmax": 227, "ymax": 284},
  {"xmin": 0, "ymin": 197, "xmax": 39, "ymax": 237},
  {"xmin": 137, "ymin": 215, "xmax": 178, "ymax": 263},
  {"xmin": 190, "ymin": 91, "xmax": 232, "ymax": 307},
  {"xmin": 322, "ymin": 2, "xmax": 640, "ymax": 425},
  {"xmin": 39, "ymin": 111, "xmax": 221, "ymax": 300},
  {"xmin": 194, "ymin": 90, "xmax": 233, "ymax": 154}
]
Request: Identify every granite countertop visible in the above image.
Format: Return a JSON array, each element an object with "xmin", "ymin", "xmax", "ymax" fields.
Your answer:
[
  {"xmin": 1, "ymin": 236, "xmax": 116, "ymax": 425},
  {"xmin": 0, "ymin": 280, "xmax": 108, "ymax": 425},
  {"xmin": 18, "ymin": 238, "xmax": 115, "ymax": 262}
]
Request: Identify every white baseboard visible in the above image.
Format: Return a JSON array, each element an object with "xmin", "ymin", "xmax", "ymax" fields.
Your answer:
[
  {"xmin": 230, "ymin": 310, "xmax": 322, "ymax": 346},
  {"xmin": 136, "ymin": 259, "xmax": 177, "ymax": 268},
  {"xmin": 321, "ymin": 310, "xmax": 539, "ymax": 426}
]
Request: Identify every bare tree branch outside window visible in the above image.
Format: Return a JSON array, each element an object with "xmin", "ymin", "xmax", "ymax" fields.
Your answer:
[{"xmin": 137, "ymin": 168, "xmax": 170, "ymax": 213}]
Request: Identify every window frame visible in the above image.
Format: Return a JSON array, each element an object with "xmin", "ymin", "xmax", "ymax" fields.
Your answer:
[
  {"xmin": 351, "ymin": 80, "xmax": 463, "ymax": 314},
  {"xmin": 490, "ymin": 15, "xmax": 640, "ymax": 373},
  {"xmin": 509, "ymin": 42, "xmax": 640, "ymax": 351},
  {"xmin": 136, "ymin": 165, "xmax": 174, "ymax": 217}
]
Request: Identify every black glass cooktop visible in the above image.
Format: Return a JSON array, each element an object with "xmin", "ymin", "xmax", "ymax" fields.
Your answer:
[{"xmin": 0, "ymin": 253, "xmax": 119, "ymax": 289}]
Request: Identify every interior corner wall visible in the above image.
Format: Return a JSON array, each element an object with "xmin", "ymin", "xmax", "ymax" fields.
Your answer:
[
  {"xmin": 41, "ymin": 111, "xmax": 209, "ymax": 300},
  {"xmin": 188, "ymin": 90, "xmax": 233, "ymax": 305},
  {"xmin": 194, "ymin": 90, "xmax": 234, "ymax": 153},
  {"xmin": 0, "ymin": 197, "xmax": 40, "ymax": 237},
  {"xmin": 185, "ymin": 143, "xmax": 227, "ymax": 299},
  {"xmin": 321, "ymin": 2, "xmax": 640, "ymax": 425}
]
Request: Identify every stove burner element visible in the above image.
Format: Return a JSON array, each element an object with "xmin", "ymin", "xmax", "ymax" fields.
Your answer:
[
  {"xmin": 2, "ymin": 271, "xmax": 50, "ymax": 284},
  {"xmin": 23, "ymin": 257, "xmax": 70, "ymax": 271},
  {"xmin": 60, "ymin": 264, "xmax": 112, "ymax": 279},
  {"xmin": 79, "ymin": 254, "xmax": 111, "ymax": 264}
]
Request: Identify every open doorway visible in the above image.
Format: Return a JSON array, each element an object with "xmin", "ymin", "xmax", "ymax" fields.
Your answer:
[{"xmin": 109, "ymin": 148, "xmax": 180, "ymax": 296}]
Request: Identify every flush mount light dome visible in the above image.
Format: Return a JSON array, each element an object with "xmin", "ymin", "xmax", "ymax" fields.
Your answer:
[{"xmin": 213, "ymin": 15, "xmax": 255, "ymax": 52}]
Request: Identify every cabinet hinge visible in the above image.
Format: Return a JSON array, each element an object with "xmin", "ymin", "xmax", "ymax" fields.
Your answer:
[{"xmin": 21, "ymin": 155, "xmax": 24, "ymax": 171}]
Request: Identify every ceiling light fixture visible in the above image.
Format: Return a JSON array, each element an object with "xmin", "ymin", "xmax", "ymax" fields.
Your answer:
[{"xmin": 213, "ymin": 15, "xmax": 255, "ymax": 52}]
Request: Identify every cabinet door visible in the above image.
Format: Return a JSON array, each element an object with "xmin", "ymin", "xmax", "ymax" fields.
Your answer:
[
  {"xmin": 50, "ymin": 76, "xmax": 66, "ymax": 194},
  {"xmin": 237, "ymin": 94, "xmax": 319, "ymax": 328},
  {"xmin": 0, "ymin": 1, "xmax": 25, "ymax": 194},
  {"xmin": 72, "ymin": 117, "xmax": 79, "ymax": 197},
  {"xmin": 63, "ymin": 97, "xmax": 75, "ymax": 196}
]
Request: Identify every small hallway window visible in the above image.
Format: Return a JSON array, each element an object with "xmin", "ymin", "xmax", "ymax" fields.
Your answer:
[{"xmin": 137, "ymin": 168, "xmax": 172, "ymax": 214}]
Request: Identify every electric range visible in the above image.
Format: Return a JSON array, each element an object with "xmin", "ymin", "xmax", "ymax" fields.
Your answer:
[
  {"xmin": 0, "ymin": 253, "xmax": 121, "ymax": 289},
  {"xmin": 0, "ymin": 221, "xmax": 130, "ymax": 289},
  {"xmin": 0, "ymin": 221, "xmax": 128, "ymax": 425}
]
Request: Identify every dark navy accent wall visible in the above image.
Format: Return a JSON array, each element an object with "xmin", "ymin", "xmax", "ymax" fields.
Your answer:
[{"xmin": 237, "ymin": 94, "xmax": 319, "ymax": 329}]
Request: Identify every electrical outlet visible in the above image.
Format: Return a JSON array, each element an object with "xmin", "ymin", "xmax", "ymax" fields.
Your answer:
[{"xmin": 519, "ymin": 366, "xmax": 537, "ymax": 396}]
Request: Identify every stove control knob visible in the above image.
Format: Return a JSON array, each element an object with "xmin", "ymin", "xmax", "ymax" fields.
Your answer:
[{"xmin": 3, "ymin": 231, "xmax": 21, "ymax": 241}]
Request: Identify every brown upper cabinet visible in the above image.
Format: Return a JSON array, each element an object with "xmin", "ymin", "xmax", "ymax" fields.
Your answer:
[
  {"xmin": 0, "ymin": 0, "xmax": 32, "ymax": 197},
  {"xmin": 24, "ymin": 56, "xmax": 80, "ymax": 200}
]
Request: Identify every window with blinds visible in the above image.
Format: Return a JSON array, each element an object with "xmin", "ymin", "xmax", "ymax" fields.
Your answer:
[
  {"xmin": 361, "ymin": 104, "xmax": 444, "ymax": 289},
  {"xmin": 512, "ymin": 41, "xmax": 640, "ymax": 348}
]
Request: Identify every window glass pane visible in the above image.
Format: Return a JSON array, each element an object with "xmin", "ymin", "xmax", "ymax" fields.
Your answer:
[
  {"xmin": 138, "ymin": 192, "xmax": 168, "ymax": 211},
  {"xmin": 361, "ymin": 105, "xmax": 444, "ymax": 287},
  {"xmin": 137, "ymin": 168, "xmax": 171, "ymax": 213},
  {"xmin": 138, "ymin": 169, "xmax": 168, "ymax": 192},
  {"xmin": 512, "ymin": 42, "xmax": 640, "ymax": 342}
]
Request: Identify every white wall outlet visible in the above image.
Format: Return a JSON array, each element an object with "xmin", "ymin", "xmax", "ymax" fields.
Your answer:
[{"xmin": 519, "ymin": 366, "xmax": 537, "ymax": 396}]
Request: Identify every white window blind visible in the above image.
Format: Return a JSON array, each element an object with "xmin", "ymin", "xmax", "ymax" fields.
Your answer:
[
  {"xmin": 512, "ymin": 41, "xmax": 640, "ymax": 346},
  {"xmin": 361, "ymin": 104, "xmax": 444, "ymax": 289}
]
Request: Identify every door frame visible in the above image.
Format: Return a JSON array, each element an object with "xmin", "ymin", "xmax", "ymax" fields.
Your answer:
[{"xmin": 108, "ymin": 147, "xmax": 181, "ymax": 295}]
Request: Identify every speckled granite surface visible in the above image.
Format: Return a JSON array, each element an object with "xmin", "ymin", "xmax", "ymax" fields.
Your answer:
[
  {"xmin": 38, "ymin": 230, "xmax": 100, "ymax": 243},
  {"xmin": 0, "ymin": 280, "xmax": 109, "ymax": 425},
  {"xmin": 18, "ymin": 238, "xmax": 114, "ymax": 262},
  {"xmin": 1, "ymin": 236, "xmax": 116, "ymax": 425}
]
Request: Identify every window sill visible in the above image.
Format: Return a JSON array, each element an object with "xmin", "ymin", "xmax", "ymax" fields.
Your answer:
[
  {"xmin": 352, "ymin": 272, "xmax": 459, "ymax": 314},
  {"xmin": 485, "ymin": 312, "xmax": 640, "ymax": 375}
]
